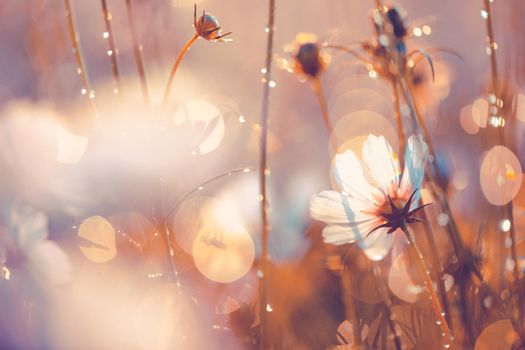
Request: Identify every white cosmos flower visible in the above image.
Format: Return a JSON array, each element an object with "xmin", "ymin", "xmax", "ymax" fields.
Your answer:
[
  {"xmin": 2, "ymin": 200, "xmax": 71, "ymax": 286},
  {"xmin": 310, "ymin": 134, "xmax": 428, "ymax": 261}
]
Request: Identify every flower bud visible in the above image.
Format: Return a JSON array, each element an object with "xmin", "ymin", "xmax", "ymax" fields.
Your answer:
[
  {"xmin": 194, "ymin": 5, "xmax": 231, "ymax": 42},
  {"xmin": 294, "ymin": 42, "xmax": 324, "ymax": 78},
  {"xmin": 386, "ymin": 5, "xmax": 407, "ymax": 38}
]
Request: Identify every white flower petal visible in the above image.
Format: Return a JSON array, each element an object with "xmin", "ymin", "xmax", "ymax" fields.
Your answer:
[
  {"xmin": 29, "ymin": 240, "xmax": 71, "ymax": 286},
  {"xmin": 333, "ymin": 150, "xmax": 382, "ymax": 203},
  {"xmin": 322, "ymin": 219, "xmax": 381, "ymax": 246},
  {"xmin": 6, "ymin": 201, "xmax": 49, "ymax": 254},
  {"xmin": 310, "ymin": 191, "xmax": 376, "ymax": 225},
  {"xmin": 358, "ymin": 227, "xmax": 394, "ymax": 261},
  {"xmin": 400, "ymin": 134, "xmax": 428, "ymax": 208},
  {"xmin": 362, "ymin": 135, "xmax": 401, "ymax": 195}
]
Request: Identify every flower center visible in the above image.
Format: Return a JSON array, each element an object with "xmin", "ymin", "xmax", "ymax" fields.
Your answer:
[
  {"xmin": 367, "ymin": 189, "xmax": 429, "ymax": 235},
  {"xmin": 377, "ymin": 196, "xmax": 405, "ymax": 217}
]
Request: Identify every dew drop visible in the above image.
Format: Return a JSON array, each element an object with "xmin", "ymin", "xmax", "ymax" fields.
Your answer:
[{"xmin": 499, "ymin": 219, "xmax": 511, "ymax": 232}]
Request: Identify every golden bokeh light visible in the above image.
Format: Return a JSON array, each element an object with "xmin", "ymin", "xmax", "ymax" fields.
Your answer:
[
  {"xmin": 388, "ymin": 252, "xmax": 423, "ymax": 303},
  {"xmin": 480, "ymin": 146, "xmax": 522, "ymax": 206},
  {"xmin": 472, "ymin": 98, "xmax": 488, "ymax": 128},
  {"xmin": 172, "ymin": 196, "xmax": 211, "ymax": 254},
  {"xmin": 459, "ymin": 104, "xmax": 479, "ymax": 135},
  {"xmin": 192, "ymin": 224, "xmax": 255, "ymax": 283},
  {"xmin": 78, "ymin": 216, "xmax": 117, "ymax": 263},
  {"xmin": 517, "ymin": 94, "xmax": 525, "ymax": 123},
  {"xmin": 329, "ymin": 88, "xmax": 392, "ymax": 121},
  {"xmin": 475, "ymin": 319, "xmax": 518, "ymax": 350},
  {"xmin": 330, "ymin": 110, "xmax": 399, "ymax": 157}
]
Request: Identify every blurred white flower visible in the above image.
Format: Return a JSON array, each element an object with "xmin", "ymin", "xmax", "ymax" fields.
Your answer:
[
  {"xmin": 310, "ymin": 134, "xmax": 428, "ymax": 261},
  {"xmin": 2, "ymin": 201, "xmax": 71, "ymax": 286}
]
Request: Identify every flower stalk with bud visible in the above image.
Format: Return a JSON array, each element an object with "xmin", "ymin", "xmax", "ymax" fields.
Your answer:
[
  {"xmin": 292, "ymin": 34, "xmax": 333, "ymax": 134},
  {"xmin": 162, "ymin": 4, "xmax": 231, "ymax": 112}
]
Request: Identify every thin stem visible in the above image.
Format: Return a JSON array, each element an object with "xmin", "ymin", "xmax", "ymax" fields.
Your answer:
[
  {"xmin": 259, "ymin": 0, "xmax": 276, "ymax": 348},
  {"xmin": 63, "ymin": 0, "xmax": 98, "ymax": 116},
  {"xmin": 390, "ymin": 78, "xmax": 405, "ymax": 166},
  {"xmin": 401, "ymin": 224, "xmax": 454, "ymax": 349},
  {"xmin": 163, "ymin": 167, "xmax": 255, "ymax": 221},
  {"xmin": 311, "ymin": 78, "xmax": 333, "ymax": 135},
  {"xmin": 381, "ymin": 5, "xmax": 475, "ymax": 340},
  {"xmin": 372, "ymin": 263, "xmax": 402, "ymax": 350},
  {"xmin": 483, "ymin": 0, "xmax": 499, "ymax": 95},
  {"xmin": 421, "ymin": 210, "xmax": 453, "ymax": 330},
  {"xmin": 322, "ymin": 44, "xmax": 371, "ymax": 64},
  {"xmin": 125, "ymin": 0, "xmax": 151, "ymax": 107},
  {"xmin": 162, "ymin": 33, "xmax": 199, "ymax": 113},
  {"xmin": 482, "ymin": 0, "xmax": 525, "ymax": 342},
  {"xmin": 100, "ymin": 0, "xmax": 121, "ymax": 95},
  {"xmin": 399, "ymin": 75, "xmax": 475, "ymax": 282},
  {"xmin": 158, "ymin": 216, "xmax": 183, "ymax": 291}
]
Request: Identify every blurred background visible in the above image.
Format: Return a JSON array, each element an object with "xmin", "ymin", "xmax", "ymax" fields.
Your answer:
[{"xmin": 0, "ymin": 0, "xmax": 525, "ymax": 349}]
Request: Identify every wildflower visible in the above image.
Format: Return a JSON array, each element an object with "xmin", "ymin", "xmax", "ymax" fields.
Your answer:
[
  {"xmin": 310, "ymin": 134, "xmax": 428, "ymax": 260},
  {"xmin": 193, "ymin": 4, "xmax": 231, "ymax": 42}
]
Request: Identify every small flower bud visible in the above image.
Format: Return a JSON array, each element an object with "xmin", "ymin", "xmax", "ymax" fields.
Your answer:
[
  {"xmin": 386, "ymin": 5, "xmax": 407, "ymax": 38},
  {"xmin": 295, "ymin": 42, "xmax": 324, "ymax": 78},
  {"xmin": 194, "ymin": 5, "xmax": 231, "ymax": 42}
]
